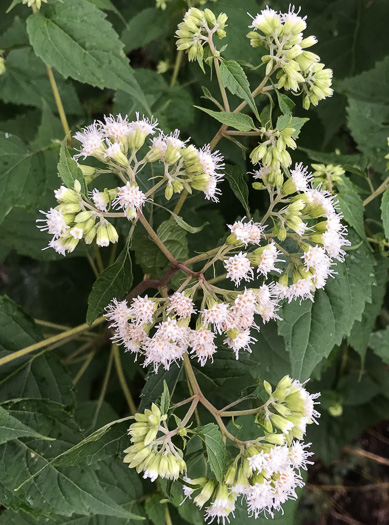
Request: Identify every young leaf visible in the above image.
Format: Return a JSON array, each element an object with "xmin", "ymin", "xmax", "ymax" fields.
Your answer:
[
  {"xmin": 225, "ymin": 165, "xmax": 250, "ymax": 217},
  {"xmin": 220, "ymin": 60, "xmax": 259, "ymax": 119},
  {"xmin": 276, "ymin": 115, "xmax": 309, "ymax": 138},
  {"xmin": 86, "ymin": 247, "xmax": 133, "ymax": 325},
  {"xmin": 58, "ymin": 143, "xmax": 87, "ymax": 195},
  {"xmin": 381, "ymin": 188, "xmax": 389, "ymax": 240},
  {"xmin": 194, "ymin": 106, "xmax": 256, "ymax": 131},
  {"xmin": 160, "ymin": 381, "xmax": 170, "ymax": 415},
  {"xmin": 0, "ymin": 133, "xmax": 45, "ymax": 224},
  {"xmin": 276, "ymin": 90, "xmax": 295, "ymax": 115},
  {"xmin": 195, "ymin": 423, "xmax": 227, "ymax": 483},
  {"xmin": 26, "ymin": 0, "xmax": 150, "ymax": 114}
]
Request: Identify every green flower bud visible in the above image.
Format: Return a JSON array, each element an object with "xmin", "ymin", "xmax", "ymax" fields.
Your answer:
[
  {"xmin": 265, "ymin": 432, "xmax": 285, "ymax": 446},
  {"xmin": 78, "ymin": 164, "xmax": 96, "ymax": 177},
  {"xmin": 263, "ymin": 380, "xmax": 272, "ymax": 395},
  {"xmin": 191, "ymin": 173, "xmax": 210, "ymax": 191},
  {"xmin": 272, "ymin": 402, "xmax": 291, "ymax": 417},
  {"xmin": 270, "ymin": 414, "xmax": 294, "ymax": 434},
  {"xmin": 194, "ymin": 480, "xmax": 215, "ymax": 508},
  {"xmin": 165, "ymin": 183, "xmax": 174, "ymax": 200},
  {"xmin": 84, "ymin": 227, "xmax": 97, "ymax": 244},
  {"xmin": 106, "ymin": 223, "xmax": 118, "ymax": 244},
  {"xmin": 60, "ymin": 203, "xmax": 82, "ymax": 214},
  {"xmin": 172, "ymin": 180, "xmax": 184, "ymax": 193},
  {"xmin": 144, "ymin": 426, "xmax": 158, "ymax": 446},
  {"xmin": 74, "ymin": 211, "xmax": 93, "ymax": 223},
  {"xmin": 224, "ymin": 464, "xmax": 237, "ymax": 486},
  {"xmin": 130, "ymin": 446, "xmax": 152, "ymax": 468}
]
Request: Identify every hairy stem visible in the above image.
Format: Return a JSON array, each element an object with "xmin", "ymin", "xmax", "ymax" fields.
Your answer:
[
  {"xmin": 45, "ymin": 65, "xmax": 72, "ymax": 141},
  {"xmin": 363, "ymin": 175, "xmax": 389, "ymax": 206}
]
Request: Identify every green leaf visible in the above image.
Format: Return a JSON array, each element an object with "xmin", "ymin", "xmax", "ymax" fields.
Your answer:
[
  {"xmin": 0, "ymin": 132, "xmax": 45, "ymax": 224},
  {"xmin": 337, "ymin": 175, "xmax": 366, "ymax": 240},
  {"xmin": 121, "ymin": 8, "xmax": 171, "ymax": 53},
  {"xmin": 170, "ymin": 212, "xmax": 209, "ymax": 234},
  {"xmin": 349, "ymin": 255, "xmax": 389, "ymax": 362},
  {"xmin": 276, "ymin": 90, "xmax": 295, "ymax": 115},
  {"xmin": 145, "ymin": 494, "xmax": 165, "ymax": 525},
  {"xmin": 381, "ymin": 188, "xmax": 389, "ymax": 240},
  {"xmin": 0, "ymin": 405, "xmax": 52, "ymax": 445},
  {"xmin": 26, "ymin": 0, "xmax": 150, "ymax": 114},
  {"xmin": 276, "ymin": 115, "xmax": 309, "ymax": 138},
  {"xmin": 278, "ymin": 231, "xmax": 375, "ymax": 380},
  {"xmin": 160, "ymin": 381, "xmax": 170, "ymax": 415},
  {"xmin": 139, "ymin": 366, "xmax": 182, "ymax": 411},
  {"xmin": 369, "ymin": 326, "xmax": 389, "ymax": 364},
  {"xmin": 0, "ymin": 399, "xmax": 143, "ymax": 521},
  {"xmin": 86, "ymin": 247, "xmax": 133, "ymax": 325},
  {"xmin": 58, "ymin": 142, "xmax": 87, "ymax": 195},
  {"xmin": 220, "ymin": 60, "xmax": 259, "ymax": 119},
  {"xmin": 0, "ymin": 295, "xmax": 75, "ymax": 406},
  {"xmin": 195, "ymin": 423, "xmax": 227, "ymax": 483},
  {"xmin": 194, "ymin": 106, "xmax": 255, "ymax": 131},
  {"xmin": 0, "ymin": 49, "xmax": 82, "ymax": 114},
  {"xmin": 225, "ymin": 165, "xmax": 250, "ymax": 217}
]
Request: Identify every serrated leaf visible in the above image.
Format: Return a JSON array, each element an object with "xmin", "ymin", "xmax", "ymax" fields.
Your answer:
[
  {"xmin": 369, "ymin": 327, "xmax": 389, "ymax": 364},
  {"xmin": 276, "ymin": 90, "xmax": 295, "ymax": 115},
  {"xmin": 337, "ymin": 176, "xmax": 366, "ymax": 240},
  {"xmin": 225, "ymin": 165, "xmax": 250, "ymax": 217},
  {"xmin": 381, "ymin": 188, "xmax": 389, "ymax": 239},
  {"xmin": 0, "ymin": 399, "xmax": 143, "ymax": 521},
  {"xmin": 195, "ymin": 423, "xmax": 227, "ymax": 483},
  {"xmin": 0, "ymin": 295, "xmax": 75, "ymax": 406},
  {"xmin": 86, "ymin": 247, "xmax": 133, "ymax": 325},
  {"xmin": 220, "ymin": 60, "xmax": 259, "ymax": 119},
  {"xmin": 121, "ymin": 8, "xmax": 171, "ymax": 53},
  {"xmin": 58, "ymin": 142, "xmax": 87, "ymax": 195},
  {"xmin": 194, "ymin": 106, "xmax": 255, "ymax": 131},
  {"xmin": 0, "ymin": 48, "xmax": 82, "ymax": 114},
  {"xmin": 278, "ymin": 231, "xmax": 375, "ymax": 380},
  {"xmin": 276, "ymin": 115, "xmax": 309, "ymax": 138},
  {"xmin": 349, "ymin": 255, "xmax": 389, "ymax": 363},
  {"xmin": 0, "ymin": 132, "xmax": 45, "ymax": 224},
  {"xmin": 0, "ymin": 406, "xmax": 52, "ymax": 445},
  {"xmin": 26, "ymin": 0, "xmax": 150, "ymax": 114}
]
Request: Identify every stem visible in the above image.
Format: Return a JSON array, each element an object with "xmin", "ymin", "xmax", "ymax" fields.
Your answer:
[
  {"xmin": 45, "ymin": 65, "xmax": 72, "ymax": 141},
  {"xmin": 0, "ymin": 316, "xmax": 105, "ymax": 367},
  {"xmin": 138, "ymin": 212, "xmax": 178, "ymax": 266},
  {"xmin": 184, "ymin": 246, "xmax": 222, "ymax": 266},
  {"xmin": 113, "ymin": 344, "xmax": 137, "ymax": 415},
  {"xmin": 171, "ymin": 50, "xmax": 184, "ymax": 87},
  {"xmin": 363, "ymin": 175, "xmax": 389, "ymax": 206},
  {"xmin": 145, "ymin": 177, "xmax": 168, "ymax": 198},
  {"xmin": 91, "ymin": 345, "xmax": 115, "ymax": 429},
  {"xmin": 73, "ymin": 352, "xmax": 95, "ymax": 385},
  {"xmin": 35, "ymin": 319, "xmax": 70, "ymax": 331},
  {"xmin": 172, "ymin": 189, "xmax": 189, "ymax": 216},
  {"xmin": 93, "ymin": 243, "xmax": 105, "ymax": 273},
  {"xmin": 165, "ymin": 504, "xmax": 173, "ymax": 525},
  {"xmin": 180, "ymin": 398, "xmax": 199, "ymax": 428}
]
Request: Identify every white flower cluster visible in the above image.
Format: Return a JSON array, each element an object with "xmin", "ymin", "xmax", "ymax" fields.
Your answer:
[
  {"xmin": 247, "ymin": 6, "xmax": 333, "ymax": 109},
  {"xmin": 182, "ymin": 376, "xmax": 319, "ymax": 521},
  {"xmin": 37, "ymin": 114, "xmax": 225, "ymax": 254}
]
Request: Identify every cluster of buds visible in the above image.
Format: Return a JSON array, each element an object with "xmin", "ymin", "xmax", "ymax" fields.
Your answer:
[
  {"xmin": 37, "ymin": 181, "xmax": 119, "ymax": 255},
  {"xmin": 247, "ymin": 6, "xmax": 333, "ymax": 108},
  {"xmin": 311, "ymin": 163, "xmax": 345, "ymax": 192},
  {"xmin": 175, "ymin": 7, "xmax": 228, "ymax": 62},
  {"xmin": 182, "ymin": 376, "xmax": 318, "ymax": 520},
  {"xmin": 250, "ymin": 127, "xmax": 296, "ymax": 177},
  {"xmin": 256, "ymin": 375, "xmax": 320, "ymax": 443},
  {"xmin": 124, "ymin": 404, "xmax": 186, "ymax": 482},
  {"xmin": 37, "ymin": 114, "xmax": 225, "ymax": 254}
]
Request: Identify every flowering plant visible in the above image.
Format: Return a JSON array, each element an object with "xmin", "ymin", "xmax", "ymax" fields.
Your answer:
[{"xmin": 0, "ymin": 0, "xmax": 388, "ymax": 524}]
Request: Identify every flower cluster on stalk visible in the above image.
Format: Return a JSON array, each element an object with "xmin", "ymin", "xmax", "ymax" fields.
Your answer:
[{"xmin": 37, "ymin": 114, "xmax": 225, "ymax": 255}]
